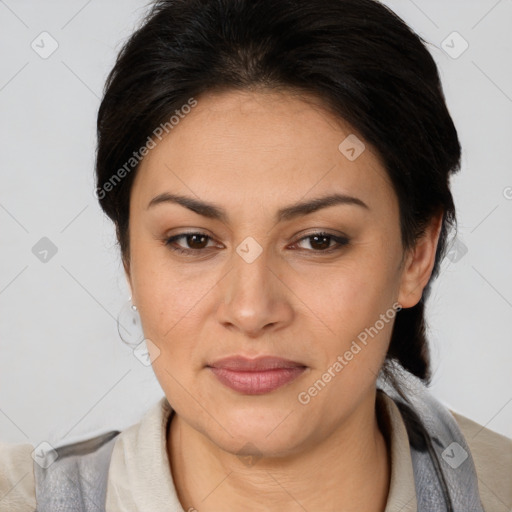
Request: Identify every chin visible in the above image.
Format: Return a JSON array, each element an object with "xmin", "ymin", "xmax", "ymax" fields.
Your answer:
[{"xmin": 203, "ymin": 404, "xmax": 311, "ymax": 458}]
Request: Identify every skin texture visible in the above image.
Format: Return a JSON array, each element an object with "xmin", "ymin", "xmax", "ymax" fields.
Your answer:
[{"xmin": 124, "ymin": 89, "xmax": 442, "ymax": 511}]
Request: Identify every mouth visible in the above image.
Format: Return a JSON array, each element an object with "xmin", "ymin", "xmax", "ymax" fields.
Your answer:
[{"xmin": 206, "ymin": 355, "xmax": 307, "ymax": 395}]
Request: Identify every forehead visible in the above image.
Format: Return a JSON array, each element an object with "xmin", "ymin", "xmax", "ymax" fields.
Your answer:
[{"xmin": 131, "ymin": 89, "xmax": 394, "ymax": 215}]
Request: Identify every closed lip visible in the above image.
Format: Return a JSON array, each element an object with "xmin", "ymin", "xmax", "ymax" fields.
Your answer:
[{"xmin": 206, "ymin": 355, "xmax": 306, "ymax": 371}]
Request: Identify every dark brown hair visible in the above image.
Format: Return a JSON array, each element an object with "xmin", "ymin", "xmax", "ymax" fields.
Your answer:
[{"xmin": 95, "ymin": 0, "xmax": 461, "ymax": 384}]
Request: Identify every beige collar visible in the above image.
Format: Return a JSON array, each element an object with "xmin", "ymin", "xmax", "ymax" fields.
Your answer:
[{"xmin": 377, "ymin": 389, "xmax": 418, "ymax": 512}]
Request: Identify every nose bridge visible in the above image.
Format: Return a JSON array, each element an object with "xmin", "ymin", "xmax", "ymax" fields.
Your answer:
[
  {"xmin": 228, "ymin": 237, "xmax": 274, "ymax": 307},
  {"xmin": 217, "ymin": 236, "xmax": 292, "ymax": 335}
]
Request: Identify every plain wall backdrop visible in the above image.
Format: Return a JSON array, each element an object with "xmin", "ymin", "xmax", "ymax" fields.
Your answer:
[{"xmin": 1, "ymin": 0, "xmax": 511, "ymax": 446}]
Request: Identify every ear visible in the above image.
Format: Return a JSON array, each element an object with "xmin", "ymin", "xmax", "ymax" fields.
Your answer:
[
  {"xmin": 123, "ymin": 256, "xmax": 133, "ymax": 297},
  {"xmin": 397, "ymin": 211, "xmax": 444, "ymax": 308}
]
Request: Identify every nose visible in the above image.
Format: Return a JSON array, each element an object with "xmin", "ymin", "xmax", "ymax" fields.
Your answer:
[{"xmin": 215, "ymin": 243, "xmax": 294, "ymax": 338}]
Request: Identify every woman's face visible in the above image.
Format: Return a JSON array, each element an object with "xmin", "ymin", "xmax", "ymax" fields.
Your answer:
[{"xmin": 125, "ymin": 89, "xmax": 433, "ymax": 457}]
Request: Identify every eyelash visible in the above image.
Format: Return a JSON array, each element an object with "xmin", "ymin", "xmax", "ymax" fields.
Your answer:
[{"xmin": 164, "ymin": 231, "xmax": 350, "ymax": 256}]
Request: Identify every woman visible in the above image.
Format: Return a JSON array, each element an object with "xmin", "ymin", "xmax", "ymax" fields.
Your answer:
[{"xmin": 1, "ymin": 0, "xmax": 511, "ymax": 510}]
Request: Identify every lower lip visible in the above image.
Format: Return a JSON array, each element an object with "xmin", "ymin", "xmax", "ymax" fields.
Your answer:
[{"xmin": 208, "ymin": 367, "xmax": 306, "ymax": 394}]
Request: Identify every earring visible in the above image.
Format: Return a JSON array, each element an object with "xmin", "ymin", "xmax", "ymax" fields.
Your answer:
[{"xmin": 117, "ymin": 297, "xmax": 145, "ymax": 348}]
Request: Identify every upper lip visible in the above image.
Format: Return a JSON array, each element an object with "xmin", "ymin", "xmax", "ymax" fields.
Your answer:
[{"xmin": 207, "ymin": 355, "xmax": 306, "ymax": 371}]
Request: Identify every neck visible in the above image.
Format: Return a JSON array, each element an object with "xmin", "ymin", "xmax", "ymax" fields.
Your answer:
[{"xmin": 167, "ymin": 389, "xmax": 390, "ymax": 512}]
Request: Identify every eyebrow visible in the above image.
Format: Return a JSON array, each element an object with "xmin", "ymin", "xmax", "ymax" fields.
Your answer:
[{"xmin": 146, "ymin": 192, "xmax": 368, "ymax": 223}]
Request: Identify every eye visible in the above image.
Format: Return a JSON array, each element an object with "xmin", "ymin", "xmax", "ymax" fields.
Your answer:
[
  {"xmin": 164, "ymin": 231, "xmax": 218, "ymax": 255},
  {"xmin": 290, "ymin": 231, "xmax": 350, "ymax": 253},
  {"xmin": 164, "ymin": 230, "xmax": 350, "ymax": 257}
]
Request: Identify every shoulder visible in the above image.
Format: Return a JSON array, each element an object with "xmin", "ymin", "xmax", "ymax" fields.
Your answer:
[
  {"xmin": 450, "ymin": 409, "xmax": 512, "ymax": 512},
  {"xmin": 0, "ymin": 398, "xmax": 170, "ymax": 512},
  {"xmin": 0, "ymin": 441, "xmax": 36, "ymax": 511},
  {"xmin": 1, "ymin": 431, "xmax": 121, "ymax": 512}
]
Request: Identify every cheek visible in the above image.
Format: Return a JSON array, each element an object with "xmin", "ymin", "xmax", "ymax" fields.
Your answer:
[
  {"xmin": 135, "ymin": 269, "xmax": 214, "ymax": 405},
  {"xmin": 135, "ymin": 266, "xmax": 217, "ymax": 348},
  {"xmin": 129, "ymin": 220, "xmax": 214, "ymax": 321},
  {"xmin": 289, "ymin": 272, "xmax": 398, "ymax": 410},
  {"xmin": 289, "ymin": 246, "xmax": 400, "ymax": 333},
  {"xmin": 283, "ymin": 252, "xmax": 401, "ymax": 391}
]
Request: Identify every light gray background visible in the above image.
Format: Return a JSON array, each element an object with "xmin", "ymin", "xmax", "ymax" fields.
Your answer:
[{"xmin": 0, "ymin": 0, "xmax": 511, "ymax": 446}]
